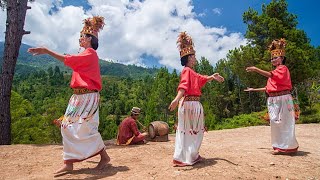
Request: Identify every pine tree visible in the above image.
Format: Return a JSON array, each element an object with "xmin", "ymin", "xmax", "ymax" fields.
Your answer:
[{"xmin": 0, "ymin": 0, "xmax": 31, "ymax": 145}]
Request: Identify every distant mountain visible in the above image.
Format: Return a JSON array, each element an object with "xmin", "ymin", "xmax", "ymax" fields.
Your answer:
[{"xmin": 0, "ymin": 42, "xmax": 158, "ymax": 78}]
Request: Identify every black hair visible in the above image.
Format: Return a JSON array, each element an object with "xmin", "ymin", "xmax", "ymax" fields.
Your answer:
[
  {"xmin": 282, "ymin": 56, "xmax": 286, "ymax": 65},
  {"xmin": 180, "ymin": 54, "xmax": 194, "ymax": 66},
  {"xmin": 85, "ymin": 34, "xmax": 99, "ymax": 50}
]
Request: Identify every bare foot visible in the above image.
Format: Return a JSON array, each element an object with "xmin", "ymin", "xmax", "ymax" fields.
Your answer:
[
  {"xmin": 95, "ymin": 152, "xmax": 110, "ymax": 170},
  {"xmin": 54, "ymin": 163, "xmax": 73, "ymax": 174},
  {"xmin": 172, "ymin": 160, "xmax": 188, "ymax": 167},
  {"xmin": 272, "ymin": 150, "xmax": 281, "ymax": 155},
  {"xmin": 272, "ymin": 150, "xmax": 297, "ymax": 156}
]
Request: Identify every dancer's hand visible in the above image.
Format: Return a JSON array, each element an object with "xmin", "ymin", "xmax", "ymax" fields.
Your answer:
[
  {"xmin": 53, "ymin": 119, "xmax": 62, "ymax": 128},
  {"xmin": 244, "ymin": 87, "xmax": 254, "ymax": 92},
  {"xmin": 173, "ymin": 122, "xmax": 177, "ymax": 131},
  {"xmin": 28, "ymin": 47, "xmax": 48, "ymax": 56},
  {"xmin": 245, "ymin": 66, "xmax": 257, "ymax": 72},
  {"xmin": 168, "ymin": 99, "xmax": 179, "ymax": 111},
  {"xmin": 212, "ymin": 73, "xmax": 224, "ymax": 83}
]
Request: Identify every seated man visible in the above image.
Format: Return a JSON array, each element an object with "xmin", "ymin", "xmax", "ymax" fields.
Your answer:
[{"xmin": 116, "ymin": 107, "xmax": 147, "ymax": 145}]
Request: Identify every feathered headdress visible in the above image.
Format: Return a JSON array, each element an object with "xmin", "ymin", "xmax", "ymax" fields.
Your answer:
[
  {"xmin": 80, "ymin": 16, "xmax": 105, "ymax": 39},
  {"xmin": 268, "ymin": 38, "xmax": 286, "ymax": 58},
  {"xmin": 177, "ymin": 31, "xmax": 196, "ymax": 58}
]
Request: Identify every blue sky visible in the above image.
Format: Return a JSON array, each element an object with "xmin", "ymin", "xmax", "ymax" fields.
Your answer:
[
  {"xmin": 192, "ymin": 0, "xmax": 319, "ymax": 46},
  {"xmin": 0, "ymin": 0, "xmax": 318, "ymax": 70},
  {"xmin": 286, "ymin": 0, "xmax": 320, "ymax": 46}
]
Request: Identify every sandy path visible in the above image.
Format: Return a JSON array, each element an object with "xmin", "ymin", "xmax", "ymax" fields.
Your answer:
[{"xmin": 0, "ymin": 124, "xmax": 319, "ymax": 180}]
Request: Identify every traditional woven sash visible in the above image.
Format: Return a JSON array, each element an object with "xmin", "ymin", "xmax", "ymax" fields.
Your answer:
[
  {"xmin": 73, "ymin": 88, "xmax": 98, "ymax": 95},
  {"xmin": 268, "ymin": 90, "xmax": 291, "ymax": 97},
  {"xmin": 184, "ymin": 96, "xmax": 200, "ymax": 101}
]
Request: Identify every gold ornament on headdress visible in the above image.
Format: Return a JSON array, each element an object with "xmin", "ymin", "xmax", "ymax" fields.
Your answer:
[
  {"xmin": 177, "ymin": 31, "xmax": 196, "ymax": 58},
  {"xmin": 268, "ymin": 38, "xmax": 286, "ymax": 58},
  {"xmin": 81, "ymin": 16, "xmax": 105, "ymax": 39}
]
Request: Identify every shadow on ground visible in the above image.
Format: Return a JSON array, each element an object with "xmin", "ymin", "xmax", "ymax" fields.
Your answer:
[{"xmin": 54, "ymin": 164, "xmax": 129, "ymax": 180}]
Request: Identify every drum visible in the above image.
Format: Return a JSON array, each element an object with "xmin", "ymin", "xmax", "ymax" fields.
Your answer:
[{"xmin": 148, "ymin": 121, "xmax": 169, "ymax": 139}]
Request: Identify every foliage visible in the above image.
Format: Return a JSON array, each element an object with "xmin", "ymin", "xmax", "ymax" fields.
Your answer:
[
  {"xmin": 214, "ymin": 112, "xmax": 267, "ymax": 130},
  {"xmin": 298, "ymin": 97, "xmax": 320, "ymax": 124},
  {"xmin": 10, "ymin": 91, "xmax": 54, "ymax": 144}
]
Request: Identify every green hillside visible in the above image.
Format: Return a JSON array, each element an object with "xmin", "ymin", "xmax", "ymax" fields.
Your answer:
[{"xmin": 0, "ymin": 42, "xmax": 158, "ymax": 78}]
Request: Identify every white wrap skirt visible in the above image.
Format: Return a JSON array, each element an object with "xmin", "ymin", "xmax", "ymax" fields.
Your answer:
[
  {"xmin": 60, "ymin": 92, "xmax": 105, "ymax": 163},
  {"xmin": 173, "ymin": 101, "xmax": 205, "ymax": 165},
  {"xmin": 267, "ymin": 94, "xmax": 299, "ymax": 152}
]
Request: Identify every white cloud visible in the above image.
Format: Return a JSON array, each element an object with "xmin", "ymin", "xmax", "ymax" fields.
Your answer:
[
  {"xmin": 0, "ymin": 0, "xmax": 246, "ymax": 71},
  {"xmin": 0, "ymin": 8, "xmax": 7, "ymax": 41},
  {"xmin": 212, "ymin": 8, "xmax": 222, "ymax": 16},
  {"xmin": 197, "ymin": 9, "xmax": 207, "ymax": 17}
]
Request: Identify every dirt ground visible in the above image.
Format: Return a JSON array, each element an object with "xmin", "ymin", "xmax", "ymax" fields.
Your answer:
[{"xmin": 0, "ymin": 124, "xmax": 319, "ymax": 180}]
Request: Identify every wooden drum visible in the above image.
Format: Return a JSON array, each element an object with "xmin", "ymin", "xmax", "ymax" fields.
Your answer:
[{"xmin": 148, "ymin": 121, "xmax": 169, "ymax": 139}]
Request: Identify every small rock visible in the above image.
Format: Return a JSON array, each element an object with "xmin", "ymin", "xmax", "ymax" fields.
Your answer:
[
  {"xmin": 270, "ymin": 162, "xmax": 275, "ymax": 165},
  {"xmin": 174, "ymin": 171, "xmax": 181, "ymax": 175}
]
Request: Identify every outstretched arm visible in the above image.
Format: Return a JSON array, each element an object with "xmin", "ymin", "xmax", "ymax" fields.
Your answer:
[
  {"xmin": 168, "ymin": 89, "xmax": 185, "ymax": 111},
  {"xmin": 28, "ymin": 47, "xmax": 66, "ymax": 63},
  {"xmin": 246, "ymin": 66, "xmax": 271, "ymax": 78},
  {"xmin": 207, "ymin": 73, "xmax": 225, "ymax": 83},
  {"xmin": 244, "ymin": 87, "xmax": 266, "ymax": 92}
]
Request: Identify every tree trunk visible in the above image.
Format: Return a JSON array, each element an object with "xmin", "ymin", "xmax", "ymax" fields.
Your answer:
[{"xmin": 0, "ymin": 0, "xmax": 29, "ymax": 145}]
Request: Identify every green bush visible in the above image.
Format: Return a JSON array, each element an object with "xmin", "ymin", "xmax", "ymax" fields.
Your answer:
[
  {"xmin": 214, "ymin": 111, "xmax": 267, "ymax": 130},
  {"xmin": 298, "ymin": 103, "xmax": 320, "ymax": 124}
]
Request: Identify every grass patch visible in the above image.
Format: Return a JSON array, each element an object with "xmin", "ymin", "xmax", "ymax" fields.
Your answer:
[{"xmin": 214, "ymin": 111, "xmax": 267, "ymax": 130}]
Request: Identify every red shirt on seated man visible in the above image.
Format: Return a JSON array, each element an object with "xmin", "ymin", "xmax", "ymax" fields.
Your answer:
[{"xmin": 116, "ymin": 107, "xmax": 147, "ymax": 145}]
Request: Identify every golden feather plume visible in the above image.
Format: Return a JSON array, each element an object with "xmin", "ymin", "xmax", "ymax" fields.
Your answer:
[
  {"xmin": 83, "ymin": 16, "xmax": 105, "ymax": 32},
  {"xmin": 177, "ymin": 31, "xmax": 194, "ymax": 51},
  {"xmin": 268, "ymin": 38, "xmax": 286, "ymax": 51}
]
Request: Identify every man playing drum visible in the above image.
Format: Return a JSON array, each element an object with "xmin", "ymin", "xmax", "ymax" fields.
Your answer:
[{"xmin": 116, "ymin": 107, "xmax": 148, "ymax": 145}]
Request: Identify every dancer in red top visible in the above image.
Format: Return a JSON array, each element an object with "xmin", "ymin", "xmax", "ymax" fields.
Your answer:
[
  {"xmin": 168, "ymin": 32, "xmax": 224, "ymax": 166},
  {"xmin": 245, "ymin": 38, "xmax": 299, "ymax": 155},
  {"xmin": 28, "ymin": 16, "xmax": 110, "ymax": 173}
]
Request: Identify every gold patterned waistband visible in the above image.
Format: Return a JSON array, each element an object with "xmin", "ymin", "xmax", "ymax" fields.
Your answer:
[
  {"xmin": 184, "ymin": 96, "xmax": 200, "ymax": 101},
  {"xmin": 73, "ymin": 88, "xmax": 98, "ymax": 95},
  {"xmin": 268, "ymin": 90, "xmax": 291, "ymax": 97}
]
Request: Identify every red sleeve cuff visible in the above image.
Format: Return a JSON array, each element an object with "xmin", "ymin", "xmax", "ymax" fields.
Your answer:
[{"xmin": 177, "ymin": 85, "xmax": 187, "ymax": 91}]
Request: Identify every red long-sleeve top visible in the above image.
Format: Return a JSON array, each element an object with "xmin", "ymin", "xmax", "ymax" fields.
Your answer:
[
  {"xmin": 177, "ymin": 67, "xmax": 208, "ymax": 96},
  {"xmin": 266, "ymin": 65, "xmax": 292, "ymax": 94},
  {"xmin": 64, "ymin": 48, "xmax": 102, "ymax": 91}
]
